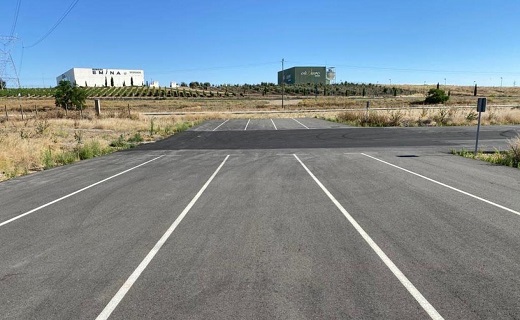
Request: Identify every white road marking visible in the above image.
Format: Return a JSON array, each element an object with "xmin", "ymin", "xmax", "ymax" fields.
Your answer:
[
  {"xmin": 0, "ymin": 156, "xmax": 164, "ymax": 228},
  {"xmin": 212, "ymin": 119, "xmax": 229, "ymax": 131},
  {"xmin": 361, "ymin": 153, "xmax": 520, "ymax": 217},
  {"xmin": 293, "ymin": 154, "xmax": 444, "ymax": 320},
  {"xmin": 244, "ymin": 119, "xmax": 251, "ymax": 131},
  {"xmin": 271, "ymin": 119, "xmax": 278, "ymax": 130},
  {"xmin": 96, "ymin": 155, "xmax": 230, "ymax": 320},
  {"xmin": 292, "ymin": 118, "xmax": 310, "ymax": 129}
]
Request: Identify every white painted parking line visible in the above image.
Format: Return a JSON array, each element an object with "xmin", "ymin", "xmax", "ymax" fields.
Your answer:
[
  {"xmin": 212, "ymin": 119, "xmax": 229, "ymax": 131},
  {"xmin": 293, "ymin": 154, "xmax": 444, "ymax": 320},
  {"xmin": 0, "ymin": 156, "xmax": 165, "ymax": 228},
  {"xmin": 361, "ymin": 153, "xmax": 520, "ymax": 217},
  {"xmin": 271, "ymin": 119, "xmax": 278, "ymax": 130},
  {"xmin": 244, "ymin": 119, "xmax": 251, "ymax": 131},
  {"xmin": 292, "ymin": 118, "xmax": 310, "ymax": 129},
  {"xmin": 96, "ymin": 155, "xmax": 230, "ymax": 320}
]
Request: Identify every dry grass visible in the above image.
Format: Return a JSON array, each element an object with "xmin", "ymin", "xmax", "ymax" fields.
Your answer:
[
  {"xmin": 453, "ymin": 135, "xmax": 520, "ymax": 169},
  {"xmin": 0, "ymin": 110, "xmax": 206, "ymax": 181},
  {"xmin": 328, "ymin": 106, "xmax": 520, "ymax": 127},
  {"xmin": 294, "ymin": 95, "xmax": 520, "ymax": 110},
  {"xmin": 2, "ymin": 93, "xmax": 520, "ymax": 182}
]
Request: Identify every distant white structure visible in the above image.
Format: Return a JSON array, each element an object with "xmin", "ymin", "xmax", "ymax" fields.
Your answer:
[
  {"xmin": 326, "ymin": 67, "xmax": 336, "ymax": 84},
  {"xmin": 150, "ymin": 81, "xmax": 160, "ymax": 88},
  {"xmin": 170, "ymin": 82, "xmax": 179, "ymax": 88},
  {"xmin": 56, "ymin": 68, "xmax": 145, "ymax": 87}
]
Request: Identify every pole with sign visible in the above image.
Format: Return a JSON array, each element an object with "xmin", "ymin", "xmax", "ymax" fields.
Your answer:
[{"xmin": 474, "ymin": 97, "xmax": 486, "ymax": 155}]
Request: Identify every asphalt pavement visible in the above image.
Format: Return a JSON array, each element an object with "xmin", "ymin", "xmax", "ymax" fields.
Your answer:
[{"xmin": 1, "ymin": 118, "xmax": 520, "ymax": 319}]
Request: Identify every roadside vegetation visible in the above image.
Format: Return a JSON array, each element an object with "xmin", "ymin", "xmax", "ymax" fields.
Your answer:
[
  {"xmin": 0, "ymin": 108, "xmax": 204, "ymax": 181},
  {"xmin": 452, "ymin": 136, "xmax": 520, "ymax": 169},
  {"xmin": 2, "ymin": 83, "xmax": 520, "ymax": 181},
  {"xmin": 327, "ymin": 106, "xmax": 520, "ymax": 127}
]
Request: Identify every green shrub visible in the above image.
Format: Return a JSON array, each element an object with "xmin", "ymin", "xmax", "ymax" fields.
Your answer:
[
  {"xmin": 42, "ymin": 147, "xmax": 54, "ymax": 169},
  {"xmin": 127, "ymin": 132, "xmax": 143, "ymax": 143},
  {"xmin": 110, "ymin": 134, "xmax": 129, "ymax": 148},
  {"xmin": 55, "ymin": 151, "xmax": 77, "ymax": 165},
  {"xmin": 425, "ymin": 88, "xmax": 449, "ymax": 104},
  {"xmin": 77, "ymin": 140, "xmax": 105, "ymax": 160}
]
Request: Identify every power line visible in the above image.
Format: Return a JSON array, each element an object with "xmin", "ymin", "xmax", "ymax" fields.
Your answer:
[
  {"xmin": 24, "ymin": 0, "xmax": 80, "ymax": 49},
  {"xmin": 9, "ymin": 0, "xmax": 22, "ymax": 37}
]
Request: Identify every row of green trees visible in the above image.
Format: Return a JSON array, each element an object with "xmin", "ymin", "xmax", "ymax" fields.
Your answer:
[
  {"xmin": 8, "ymin": 80, "xmax": 449, "ymax": 105},
  {"xmin": 50, "ymin": 80, "xmax": 452, "ymax": 112}
]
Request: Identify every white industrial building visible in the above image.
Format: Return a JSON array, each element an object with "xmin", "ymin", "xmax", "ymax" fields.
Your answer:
[{"xmin": 56, "ymin": 68, "xmax": 145, "ymax": 87}]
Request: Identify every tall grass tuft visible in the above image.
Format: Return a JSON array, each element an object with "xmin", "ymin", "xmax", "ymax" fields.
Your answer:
[
  {"xmin": 42, "ymin": 147, "xmax": 54, "ymax": 169},
  {"xmin": 453, "ymin": 136, "xmax": 520, "ymax": 169},
  {"xmin": 508, "ymin": 136, "xmax": 520, "ymax": 167},
  {"xmin": 77, "ymin": 140, "xmax": 107, "ymax": 160}
]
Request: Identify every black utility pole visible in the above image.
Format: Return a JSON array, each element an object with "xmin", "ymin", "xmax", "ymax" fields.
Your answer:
[{"xmin": 282, "ymin": 58, "xmax": 285, "ymax": 110}]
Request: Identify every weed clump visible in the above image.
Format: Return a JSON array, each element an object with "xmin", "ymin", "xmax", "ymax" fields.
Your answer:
[{"xmin": 452, "ymin": 136, "xmax": 520, "ymax": 169}]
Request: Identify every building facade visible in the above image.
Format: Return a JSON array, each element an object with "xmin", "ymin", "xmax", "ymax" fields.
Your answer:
[
  {"xmin": 277, "ymin": 66, "xmax": 328, "ymax": 85},
  {"xmin": 56, "ymin": 68, "xmax": 145, "ymax": 87}
]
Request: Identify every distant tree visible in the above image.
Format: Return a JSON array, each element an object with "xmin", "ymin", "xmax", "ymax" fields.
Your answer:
[
  {"xmin": 425, "ymin": 88, "xmax": 449, "ymax": 104},
  {"xmin": 437, "ymin": 82, "xmax": 440, "ymax": 89},
  {"xmin": 474, "ymin": 84, "xmax": 478, "ymax": 96},
  {"xmin": 110, "ymin": 77, "xmax": 114, "ymax": 87},
  {"xmin": 54, "ymin": 80, "xmax": 88, "ymax": 111},
  {"xmin": 362, "ymin": 87, "xmax": 366, "ymax": 97},
  {"xmin": 105, "ymin": 77, "xmax": 107, "ymax": 87},
  {"xmin": 123, "ymin": 81, "xmax": 126, "ymax": 87},
  {"xmin": 130, "ymin": 77, "xmax": 134, "ymax": 86},
  {"xmin": 85, "ymin": 81, "xmax": 88, "ymax": 87}
]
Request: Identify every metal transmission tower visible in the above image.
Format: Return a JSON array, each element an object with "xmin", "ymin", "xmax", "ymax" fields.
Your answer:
[{"xmin": 0, "ymin": 36, "xmax": 21, "ymax": 89}]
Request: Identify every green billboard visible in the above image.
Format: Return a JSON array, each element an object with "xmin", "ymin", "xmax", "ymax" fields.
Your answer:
[{"xmin": 278, "ymin": 66, "xmax": 328, "ymax": 85}]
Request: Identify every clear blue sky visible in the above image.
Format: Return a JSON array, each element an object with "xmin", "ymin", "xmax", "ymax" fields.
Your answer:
[{"xmin": 2, "ymin": 0, "xmax": 520, "ymax": 87}]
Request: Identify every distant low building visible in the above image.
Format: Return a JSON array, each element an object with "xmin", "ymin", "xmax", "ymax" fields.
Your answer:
[
  {"xmin": 56, "ymin": 68, "xmax": 145, "ymax": 87},
  {"xmin": 150, "ymin": 81, "xmax": 160, "ymax": 88},
  {"xmin": 170, "ymin": 82, "xmax": 179, "ymax": 88},
  {"xmin": 277, "ymin": 66, "xmax": 328, "ymax": 85}
]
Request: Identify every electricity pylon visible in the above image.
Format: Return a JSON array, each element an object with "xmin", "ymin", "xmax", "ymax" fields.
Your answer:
[{"xmin": 0, "ymin": 36, "xmax": 21, "ymax": 88}]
